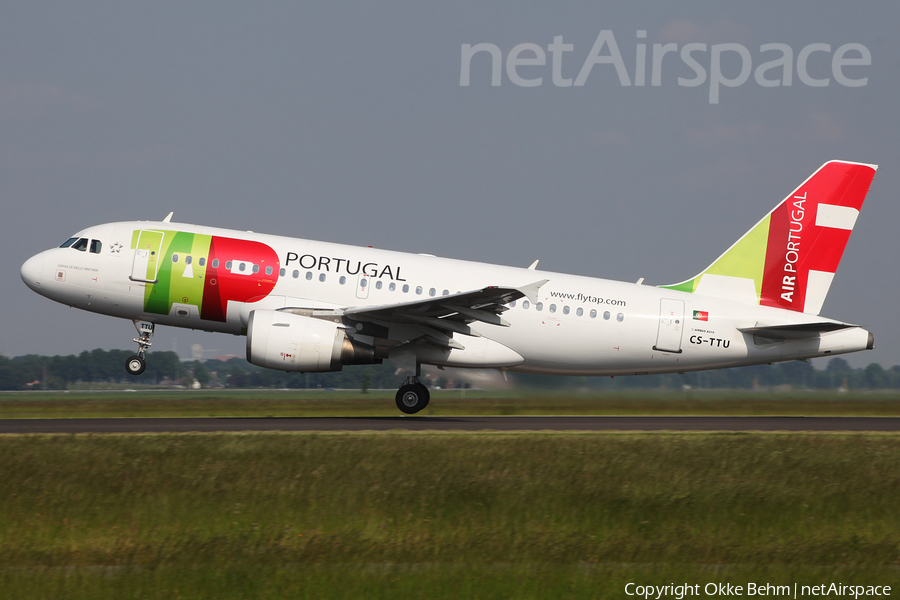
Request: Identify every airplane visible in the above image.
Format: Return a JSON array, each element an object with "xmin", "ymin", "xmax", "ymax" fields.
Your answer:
[{"xmin": 20, "ymin": 160, "xmax": 877, "ymax": 413}]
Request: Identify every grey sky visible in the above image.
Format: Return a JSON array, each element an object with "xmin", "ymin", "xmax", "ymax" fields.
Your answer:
[{"xmin": 3, "ymin": 1, "xmax": 897, "ymax": 368}]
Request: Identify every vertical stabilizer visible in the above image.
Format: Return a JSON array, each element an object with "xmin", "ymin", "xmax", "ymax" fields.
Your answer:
[{"xmin": 661, "ymin": 160, "xmax": 877, "ymax": 315}]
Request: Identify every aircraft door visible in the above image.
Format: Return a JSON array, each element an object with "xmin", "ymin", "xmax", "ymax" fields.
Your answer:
[
  {"xmin": 356, "ymin": 272, "xmax": 370, "ymax": 299},
  {"xmin": 653, "ymin": 298, "xmax": 684, "ymax": 353},
  {"xmin": 130, "ymin": 230, "xmax": 166, "ymax": 283}
]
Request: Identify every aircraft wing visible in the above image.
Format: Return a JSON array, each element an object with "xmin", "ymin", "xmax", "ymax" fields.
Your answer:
[
  {"xmin": 304, "ymin": 279, "xmax": 548, "ymax": 345},
  {"xmin": 345, "ymin": 279, "xmax": 545, "ymax": 322}
]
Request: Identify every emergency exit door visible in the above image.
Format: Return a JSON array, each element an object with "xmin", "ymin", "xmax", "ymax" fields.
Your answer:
[{"xmin": 130, "ymin": 230, "xmax": 165, "ymax": 283}]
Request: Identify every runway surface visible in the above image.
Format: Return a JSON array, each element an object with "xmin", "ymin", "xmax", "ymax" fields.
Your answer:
[{"xmin": 1, "ymin": 416, "xmax": 899, "ymax": 434}]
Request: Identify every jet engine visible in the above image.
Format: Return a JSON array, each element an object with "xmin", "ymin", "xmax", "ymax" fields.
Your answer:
[{"xmin": 246, "ymin": 310, "xmax": 379, "ymax": 372}]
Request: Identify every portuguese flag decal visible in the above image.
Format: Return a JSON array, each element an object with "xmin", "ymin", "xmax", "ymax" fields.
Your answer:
[{"xmin": 693, "ymin": 310, "xmax": 709, "ymax": 321}]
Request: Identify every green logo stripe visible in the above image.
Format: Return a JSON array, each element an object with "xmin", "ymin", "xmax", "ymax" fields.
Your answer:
[
  {"xmin": 140, "ymin": 232, "xmax": 212, "ymax": 315},
  {"xmin": 661, "ymin": 215, "xmax": 770, "ymax": 301}
]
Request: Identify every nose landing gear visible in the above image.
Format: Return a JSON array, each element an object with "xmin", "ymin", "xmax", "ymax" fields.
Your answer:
[
  {"xmin": 395, "ymin": 376, "xmax": 430, "ymax": 414},
  {"xmin": 126, "ymin": 320, "xmax": 154, "ymax": 376}
]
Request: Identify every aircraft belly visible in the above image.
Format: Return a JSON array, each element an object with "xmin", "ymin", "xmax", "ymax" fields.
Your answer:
[
  {"xmin": 417, "ymin": 336, "xmax": 524, "ymax": 368},
  {"xmin": 487, "ymin": 312, "xmax": 662, "ymax": 374}
]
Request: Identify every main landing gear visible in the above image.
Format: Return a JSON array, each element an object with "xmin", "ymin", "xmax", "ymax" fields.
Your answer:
[
  {"xmin": 395, "ymin": 376, "xmax": 430, "ymax": 414},
  {"xmin": 126, "ymin": 321, "xmax": 154, "ymax": 376}
]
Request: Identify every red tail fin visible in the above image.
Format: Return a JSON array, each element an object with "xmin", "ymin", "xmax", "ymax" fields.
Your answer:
[{"xmin": 759, "ymin": 160, "xmax": 876, "ymax": 314}]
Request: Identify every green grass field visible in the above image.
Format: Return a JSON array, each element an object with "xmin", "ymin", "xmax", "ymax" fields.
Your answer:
[
  {"xmin": 1, "ymin": 432, "xmax": 898, "ymax": 598},
  {"xmin": 3, "ymin": 388, "xmax": 900, "ymax": 418}
]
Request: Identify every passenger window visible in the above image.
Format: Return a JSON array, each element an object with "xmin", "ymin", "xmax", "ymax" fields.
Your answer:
[
  {"xmin": 59, "ymin": 237, "xmax": 78, "ymax": 248},
  {"xmin": 549, "ymin": 304, "xmax": 556, "ymax": 313},
  {"xmin": 522, "ymin": 300, "xmax": 530, "ymax": 309},
  {"xmin": 238, "ymin": 263, "xmax": 245, "ymax": 272},
  {"xmin": 617, "ymin": 313, "xmax": 624, "ymax": 322},
  {"xmin": 562, "ymin": 306, "xmax": 570, "ymax": 315},
  {"xmin": 389, "ymin": 282, "xmax": 396, "ymax": 291},
  {"xmin": 225, "ymin": 261, "xmax": 233, "ymax": 270},
  {"xmin": 375, "ymin": 281, "xmax": 383, "ymax": 290},
  {"xmin": 293, "ymin": 270, "xmax": 300, "ymax": 279},
  {"xmin": 172, "ymin": 254, "xmax": 179, "ymax": 263},
  {"xmin": 319, "ymin": 273, "xmax": 326, "ymax": 282},
  {"xmin": 305, "ymin": 272, "xmax": 312, "ymax": 280},
  {"xmin": 415, "ymin": 286, "xmax": 423, "ymax": 295},
  {"xmin": 429, "ymin": 288, "xmax": 436, "ymax": 297},
  {"xmin": 536, "ymin": 302, "xmax": 543, "ymax": 311},
  {"xmin": 252, "ymin": 264, "xmax": 259, "ymax": 274},
  {"xmin": 339, "ymin": 276, "xmax": 346, "ymax": 285},
  {"xmin": 279, "ymin": 268, "xmax": 286, "ymax": 277},
  {"xmin": 72, "ymin": 238, "xmax": 88, "ymax": 252},
  {"xmin": 442, "ymin": 289, "xmax": 449, "ymax": 296},
  {"xmin": 509, "ymin": 301, "xmax": 517, "ymax": 308},
  {"xmin": 199, "ymin": 258, "xmax": 206, "ymax": 267},
  {"xmin": 185, "ymin": 256, "xmax": 192, "ymax": 265},
  {"xmin": 576, "ymin": 307, "xmax": 583, "ymax": 317},
  {"xmin": 265, "ymin": 266, "xmax": 273, "ymax": 275},
  {"xmin": 402, "ymin": 284, "xmax": 409, "ymax": 293},
  {"xmin": 212, "ymin": 259, "xmax": 220, "ymax": 268},
  {"xmin": 360, "ymin": 279, "xmax": 367, "ymax": 288},
  {"xmin": 89, "ymin": 240, "xmax": 102, "ymax": 254},
  {"xmin": 603, "ymin": 311, "xmax": 610, "ymax": 320},
  {"xmin": 590, "ymin": 309, "xmax": 597, "ymax": 318}
]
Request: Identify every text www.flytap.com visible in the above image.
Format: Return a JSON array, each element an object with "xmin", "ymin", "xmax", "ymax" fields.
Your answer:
[{"xmin": 549, "ymin": 291, "xmax": 627, "ymax": 307}]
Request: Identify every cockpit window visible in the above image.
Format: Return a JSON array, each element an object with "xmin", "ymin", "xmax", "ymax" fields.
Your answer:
[
  {"xmin": 89, "ymin": 240, "xmax": 102, "ymax": 254},
  {"xmin": 71, "ymin": 238, "xmax": 89, "ymax": 252},
  {"xmin": 59, "ymin": 237, "xmax": 78, "ymax": 248}
]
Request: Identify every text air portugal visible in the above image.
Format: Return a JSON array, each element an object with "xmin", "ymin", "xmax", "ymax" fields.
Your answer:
[{"xmin": 759, "ymin": 161, "xmax": 875, "ymax": 315}]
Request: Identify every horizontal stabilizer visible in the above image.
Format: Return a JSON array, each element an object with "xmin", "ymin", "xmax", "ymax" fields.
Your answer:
[{"xmin": 738, "ymin": 322, "xmax": 855, "ymax": 340}]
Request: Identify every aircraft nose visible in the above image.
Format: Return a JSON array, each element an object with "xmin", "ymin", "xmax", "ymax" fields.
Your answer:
[{"xmin": 20, "ymin": 253, "xmax": 44, "ymax": 292}]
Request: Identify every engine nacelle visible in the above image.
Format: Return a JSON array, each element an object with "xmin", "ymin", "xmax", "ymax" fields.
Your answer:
[{"xmin": 246, "ymin": 310, "xmax": 378, "ymax": 372}]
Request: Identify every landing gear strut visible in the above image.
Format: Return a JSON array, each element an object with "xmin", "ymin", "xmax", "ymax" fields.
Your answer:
[
  {"xmin": 395, "ymin": 376, "xmax": 430, "ymax": 414},
  {"xmin": 126, "ymin": 321, "xmax": 154, "ymax": 376}
]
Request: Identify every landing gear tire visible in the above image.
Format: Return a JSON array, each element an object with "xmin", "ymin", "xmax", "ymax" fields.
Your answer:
[
  {"xmin": 126, "ymin": 355, "xmax": 146, "ymax": 376},
  {"xmin": 396, "ymin": 383, "xmax": 430, "ymax": 414},
  {"xmin": 127, "ymin": 321, "xmax": 154, "ymax": 376}
]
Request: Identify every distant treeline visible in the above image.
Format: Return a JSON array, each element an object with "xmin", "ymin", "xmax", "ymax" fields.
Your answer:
[
  {"xmin": 0, "ymin": 349, "xmax": 898, "ymax": 391},
  {"xmin": 0, "ymin": 350, "xmax": 404, "ymax": 391}
]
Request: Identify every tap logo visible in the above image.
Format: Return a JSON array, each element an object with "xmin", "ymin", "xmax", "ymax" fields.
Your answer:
[{"xmin": 131, "ymin": 230, "xmax": 279, "ymax": 322}]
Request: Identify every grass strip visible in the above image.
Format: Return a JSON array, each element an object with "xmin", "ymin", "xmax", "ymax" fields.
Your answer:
[
  {"xmin": 3, "ymin": 564, "xmax": 897, "ymax": 600},
  {"xmin": 0, "ymin": 432, "xmax": 899, "ymax": 597}
]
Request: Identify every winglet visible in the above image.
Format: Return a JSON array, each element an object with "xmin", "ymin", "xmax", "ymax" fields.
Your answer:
[
  {"xmin": 527, "ymin": 260, "xmax": 540, "ymax": 270},
  {"xmin": 518, "ymin": 279, "xmax": 548, "ymax": 304},
  {"xmin": 162, "ymin": 212, "xmax": 174, "ymax": 223}
]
